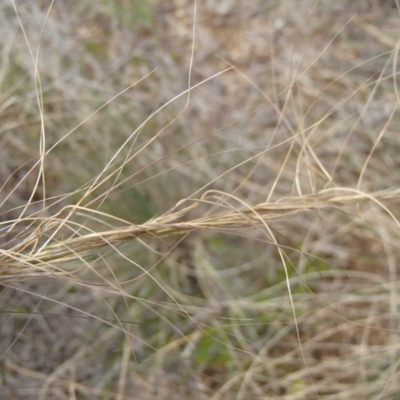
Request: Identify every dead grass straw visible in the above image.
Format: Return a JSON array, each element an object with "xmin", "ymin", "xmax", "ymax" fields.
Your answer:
[{"xmin": 2, "ymin": 188, "xmax": 399, "ymax": 282}]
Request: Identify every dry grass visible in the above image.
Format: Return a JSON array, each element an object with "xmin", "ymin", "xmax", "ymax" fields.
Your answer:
[{"xmin": 2, "ymin": 0, "xmax": 400, "ymax": 399}]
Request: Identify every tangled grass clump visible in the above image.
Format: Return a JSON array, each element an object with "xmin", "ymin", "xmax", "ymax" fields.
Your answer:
[{"xmin": 2, "ymin": 188, "xmax": 400, "ymax": 282}]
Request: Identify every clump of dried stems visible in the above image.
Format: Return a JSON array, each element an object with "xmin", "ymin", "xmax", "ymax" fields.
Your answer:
[{"xmin": 2, "ymin": 188, "xmax": 400, "ymax": 282}]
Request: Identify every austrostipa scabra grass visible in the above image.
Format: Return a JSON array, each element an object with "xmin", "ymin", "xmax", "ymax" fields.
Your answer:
[{"xmin": 2, "ymin": 0, "xmax": 400, "ymax": 399}]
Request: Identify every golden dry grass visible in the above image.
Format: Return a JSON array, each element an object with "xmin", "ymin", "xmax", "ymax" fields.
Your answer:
[{"xmin": 2, "ymin": 1, "xmax": 400, "ymax": 399}]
